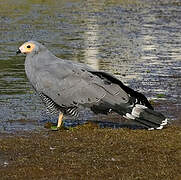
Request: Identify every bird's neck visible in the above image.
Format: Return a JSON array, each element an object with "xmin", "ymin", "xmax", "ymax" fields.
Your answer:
[{"xmin": 24, "ymin": 50, "xmax": 57, "ymax": 82}]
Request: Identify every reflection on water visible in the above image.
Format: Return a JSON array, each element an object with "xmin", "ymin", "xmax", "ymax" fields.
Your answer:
[
  {"xmin": 84, "ymin": 12, "xmax": 100, "ymax": 70},
  {"xmin": 0, "ymin": 0, "xmax": 181, "ymax": 132}
]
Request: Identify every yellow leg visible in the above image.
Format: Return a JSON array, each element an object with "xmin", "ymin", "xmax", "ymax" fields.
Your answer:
[{"xmin": 57, "ymin": 113, "xmax": 63, "ymax": 128}]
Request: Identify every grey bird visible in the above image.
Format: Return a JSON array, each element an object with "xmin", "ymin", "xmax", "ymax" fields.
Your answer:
[{"xmin": 16, "ymin": 41, "xmax": 168, "ymax": 130}]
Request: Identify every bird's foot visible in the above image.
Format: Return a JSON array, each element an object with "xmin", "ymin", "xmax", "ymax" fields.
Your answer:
[
  {"xmin": 51, "ymin": 122, "xmax": 69, "ymax": 131},
  {"xmin": 44, "ymin": 122, "xmax": 68, "ymax": 131},
  {"xmin": 51, "ymin": 125, "xmax": 68, "ymax": 131}
]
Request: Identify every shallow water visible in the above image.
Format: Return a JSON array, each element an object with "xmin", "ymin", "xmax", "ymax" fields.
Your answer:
[{"xmin": 0, "ymin": 0, "xmax": 181, "ymax": 132}]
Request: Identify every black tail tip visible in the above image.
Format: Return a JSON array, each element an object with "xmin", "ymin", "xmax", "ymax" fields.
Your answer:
[{"xmin": 147, "ymin": 118, "xmax": 168, "ymax": 130}]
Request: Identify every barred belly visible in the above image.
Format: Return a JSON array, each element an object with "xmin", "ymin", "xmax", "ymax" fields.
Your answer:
[{"xmin": 38, "ymin": 92, "xmax": 79, "ymax": 117}]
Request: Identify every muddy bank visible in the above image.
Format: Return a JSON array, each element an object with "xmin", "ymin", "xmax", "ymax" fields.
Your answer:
[{"xmin": 0, "ymin": 124, "xmax": 181, "ymax": 180}]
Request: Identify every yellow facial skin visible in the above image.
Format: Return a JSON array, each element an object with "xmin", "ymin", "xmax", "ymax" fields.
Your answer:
[{"xmin": 19, "ymin": 42, "xmax": 35, "ymax": 54}]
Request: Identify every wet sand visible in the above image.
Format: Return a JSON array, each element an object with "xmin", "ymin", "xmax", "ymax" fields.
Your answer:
[{"xmin": 0, "ymin": 123, "xmax": 181, "ymax": 180}]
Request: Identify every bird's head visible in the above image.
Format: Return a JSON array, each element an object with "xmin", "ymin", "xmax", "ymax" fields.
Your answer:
[{"xmin": 16, "ymin": 41, "xmax": 45, "ymax": 55}]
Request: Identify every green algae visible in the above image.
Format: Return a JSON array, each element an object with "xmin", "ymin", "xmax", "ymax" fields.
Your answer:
[{"xmin": 156, "ymin": 94, "xmax": 166, "ymax": 99}]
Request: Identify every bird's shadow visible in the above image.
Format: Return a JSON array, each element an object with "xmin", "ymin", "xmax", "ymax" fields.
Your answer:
[{"xmin": 40, "ymin": 114, "xmax": 147, "ymax": 130}]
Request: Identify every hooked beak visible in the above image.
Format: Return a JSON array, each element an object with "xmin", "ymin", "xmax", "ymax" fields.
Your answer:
[{"xmin": 16, "ymin": 49, "xmax": 21, "ymax": 55}]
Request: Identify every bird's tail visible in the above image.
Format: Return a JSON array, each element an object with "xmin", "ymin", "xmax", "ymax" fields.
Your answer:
[{"xmin": 124, "ymin": 104, "xmax": 168, "ymax": 130}]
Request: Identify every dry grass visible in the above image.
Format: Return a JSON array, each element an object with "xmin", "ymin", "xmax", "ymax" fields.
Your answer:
[{"xmin": 0, "ymin": 123, "xmax": 181, "ymax": 180}]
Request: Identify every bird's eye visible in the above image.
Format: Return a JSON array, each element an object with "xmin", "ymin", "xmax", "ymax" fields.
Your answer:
[{"xmin": 27, "ymin": 45, "xmax": 31, "ymax": 48}]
